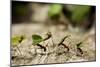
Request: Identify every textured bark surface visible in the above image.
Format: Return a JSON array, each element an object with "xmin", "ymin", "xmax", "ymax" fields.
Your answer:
[{"xmin": 11, "ymin": 23, "xmax": 95, "ymax": 66}]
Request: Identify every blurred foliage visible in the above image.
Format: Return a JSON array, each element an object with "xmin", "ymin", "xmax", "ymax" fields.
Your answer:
[
  {"xmin": 12, "ymin": 1, "xmax": 95, "ymax": 30},
  {"xmin": 48, "ymin": 4, "xmax": 91, "ymax": 26},
  {"xmin": 14, "ymin": 6, "xmax": 28, "ymax": 16},
  {"xmin": 12, "ymin": 2, "xmax": 29, "ymax": 17},
  {"xmin": 48, "ymin": 4, "xmax": 63, "ymax": 17},
  {"xmin": 12, "ymin": 35, "xmax": 25, "ymax": 47},
  {"xmin": 32, "ymin": 34, "xmax": 43, "ymax": 45},
  {"xmin": 70, "ymin": 6, "xmax": 91, "ymax": 24}
]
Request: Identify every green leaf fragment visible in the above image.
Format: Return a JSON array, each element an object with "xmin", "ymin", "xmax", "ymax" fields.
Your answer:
[
  {"xmin": 32, "ymin": 34, "xmax": 43, "ymax": 45},
  {"xmin": 48, "ymin": 4, "xmax": 63, "ymax": 17},
  {"xmin": 71, "ymin": 6, "xmax": 90, "ymax": 23},
  {"xmin": 12, "ymin": 35, "xmax": 25, "ymax": 46}
]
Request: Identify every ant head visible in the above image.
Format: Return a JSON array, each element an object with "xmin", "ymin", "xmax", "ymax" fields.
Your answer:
[{"xmin": 46, "ymin": 31, "xmax": 52, "ymax": 36}]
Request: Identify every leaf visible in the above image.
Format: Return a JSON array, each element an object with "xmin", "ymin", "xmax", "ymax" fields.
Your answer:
[
  {"xmin": 48, "ymin": 4, "xmax": 63, "ymax": 17},
  {"xmin": 71, "ymin": 6, "xmax": 90, "ymax": 23},
  {"xmin": 12, "ymin": 35, "xmax": 25, "ymax": 47},
  {"xmin": 32, "ymin": 34, "xmax": 43, "ymax": 45}
]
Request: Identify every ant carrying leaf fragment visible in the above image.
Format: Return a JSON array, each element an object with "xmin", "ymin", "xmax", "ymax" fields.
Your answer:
[
  {"xmin": 11, "ymin": 35, "xmax": 25, "ymax": 56},
  {"xmin": 58, "ymin": 35, "xmax": 70, "ymax": 45},
  {"xmin": 76, "ymin": 42, "xmax": 83, "ymax": 56},
  {"xmin": 58, "ymin": 35, "xmax": 70, "ymax": 51},
  {"xmin": 32, "ymin": 32, "xmax": 53, "ymax": 52},
  {"xmin": 32, "ymin": 34, "xmax": 46, "ymax": 51},
  {"xmin": 32, "ymin": 34, "xmax": 43, "ymax": 45},
  {"xmin": 12, "ymin": 35, "xmax": 25, "ymax": 47}
]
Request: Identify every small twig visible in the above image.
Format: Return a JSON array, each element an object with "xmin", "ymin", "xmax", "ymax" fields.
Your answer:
[
  {"xmin": 51, "ymin": 36, "xmax": 55, "ymax": 47},
  {"xmin": 16, "ymin": 46, "xmax": 22, "ymax": 56}
]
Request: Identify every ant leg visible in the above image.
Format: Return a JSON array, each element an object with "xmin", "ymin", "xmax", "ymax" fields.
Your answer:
[
  {"xmin": 37, "ymin": 44, "xmax": 46, "ymax": 52},
  {"xmin": 61, "ymin": 43, "xmax": 69, "ymax": 51}
]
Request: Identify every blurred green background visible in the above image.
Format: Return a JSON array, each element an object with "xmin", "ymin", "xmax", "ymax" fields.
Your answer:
[{"xmin": 12, "ymin": 1, "xmax": 96, "ymax": 32}]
